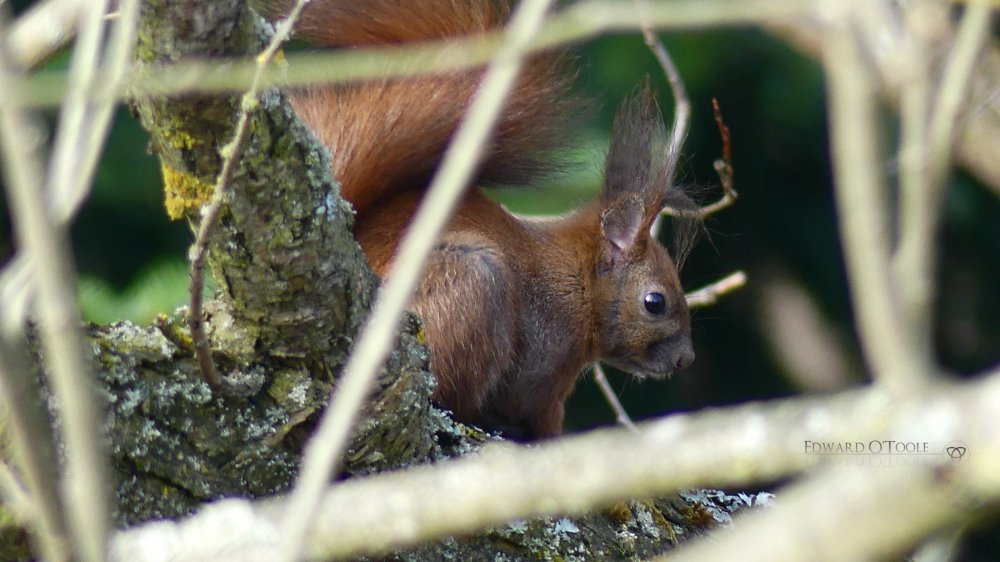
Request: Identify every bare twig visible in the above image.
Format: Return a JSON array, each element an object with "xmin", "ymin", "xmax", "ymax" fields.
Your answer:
[
  {"xmin": 0, "ymin": 0, "xmax": 137, "ymax": 336},
  {"xmin": 911, "ymin": 531, "xmax": 964, "ymax": 562},
  {"xmin": 0, "ymin": 342, "xmax": 67, "ymax": 562},
  {"xmin": 660, "ymin": 98, "xmax": 738, "ymax": 221},
  {"xmin": 764, "ymin": 10, "xmax": 1000, "ymax": 199},
  {"xmin": 9, "ymin": 0, "xmax": 814, "ymax": 109},
  {"xmin": 632, "ymin": 0, "xmax": 695, "ymax": 238},
  {"xmin": 635, "ymin": 0, "xmax": 690, "ymax": 193},
  {"xmin": 187, "ymin": 252, "xmax": 221, "ymax": 387},
  {"xmin": 592, "ymin": 363, "xmax": 638, "ymax": 432},
  {"xmin": 822, "ymin": 4, "xmax": 929, "ymax": 391},
  {"xmin": 45, "ymin": 0, "xmax": 111, "ymax": 215},
  {"xmin": 0, "ymin": 42, "xmax": 109, "ymax": 562},
  {"xmin": 893, "ymin": 1, "xmax": 935, "ymax": 356},
  {"xmin": 4, "ymin": 0, "xmax": 84, "ymax": 69},
  {"xmin": 895, "ymin": 0, "xmax": 993, "ymax": 356},
  {"xmin": 15, "ymin": 4, "xmax": 141, "ymax": 556},
  {"xmin": 701, "ymin": 98, "xmax": 737, "ymax": 215},
  {"xmin": 56, "ymin": 0, "xmax": 140, "ymax": 220},
  {"xmin": 928, "ymin": 0, "xmax": 994, "ymax": 180},
  {"xmin": 684, "ymin": 271, "xmax": 747, "ymax": 309},
  {"xmin": 277, "ymin": 1, "xmax": 558, "ymax": 560},
  {"xmin": 0, "ymin": 461, "xmax": 33, "ymax": 522},
  {"xmin": 759, "ymin": 269, "xmax": 857, "ymax": 390},
  {"xmin": 187, "ymin": 0, "xmax": 312, "ymax": 390},
  {"xmin": 0, "ymin": 256, "xmax": 34, "ymax": 337},
  {"xmin": 2, "ymin": 1, "xmax": 137, "ymax": 558}
]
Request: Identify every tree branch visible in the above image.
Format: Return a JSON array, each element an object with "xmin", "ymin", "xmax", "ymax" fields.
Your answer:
[
  {"xmin": 0, "ymin": 3, "xmax": 130, "ymax": 558},
  {"xmin": 661, "ymin": 461, "xmax": 978, "ymax": 562},
  {"xmin": 2, "ymin": 0, "xmax": 84, "ymax": 69},
  {"xmin": 0, "ymin": 338, "xmax": 67, "ymax": 562},
  {"xmin": 591, "ymin": 363, "xmax": 639, "ymax": 431},
  {"xmin": 685, "ymin": 271, "xmax": 747, "ymax": 309},
  {"xmin": 112, "ymin": 370, "xmax": 1000, "ymax": 561},
  {"xmin": 822, "ymin": 2, "xmax": 928, "ymax": 391},
  {"xmin": 896, "ymin": 0, "xmax": 993, "ymax": 352},
  {"xmin": 10, "ymin": 0, "xmax": 815, "ymax": 109}
]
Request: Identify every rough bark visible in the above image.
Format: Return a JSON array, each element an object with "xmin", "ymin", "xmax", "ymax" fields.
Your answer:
[
  {"xmin": 124, "ymin": 0, "xmax": 457, "ymax": 508},
  {"xmin": 133, "ymin": 0, "xmax": 376, "ymax": 358},
  {"xmin": 0, "ymin": 311, "xmax": 746, "ymax": 562}
]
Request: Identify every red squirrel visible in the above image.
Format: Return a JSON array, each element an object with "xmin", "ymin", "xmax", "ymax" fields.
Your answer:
[{"xmin": 282, "ymin": 0, "xmax": 698, "ymax": 439}]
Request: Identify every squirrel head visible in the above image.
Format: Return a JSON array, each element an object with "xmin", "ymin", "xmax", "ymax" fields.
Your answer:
[{"xmin": 593, "ymin": 83, "xmax": 698, "ymax": 379}]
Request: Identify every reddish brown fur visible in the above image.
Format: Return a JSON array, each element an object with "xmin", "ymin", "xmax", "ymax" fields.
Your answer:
[
  {"xmin": 281, "ymin": 0, "xmax": 576, "ymax": 217},
  {"xmin": 282, "ymin": 0, "xmax": 695, "ymax": 439},
  {"xmin": 286, "ymin": 0, "xmax": 503, "ymax": 47}
]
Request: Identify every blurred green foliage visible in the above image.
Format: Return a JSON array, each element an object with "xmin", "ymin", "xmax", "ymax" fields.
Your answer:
[{"xmin": 77, "ymin": 259, "xmax": 190, "ymax": 324}]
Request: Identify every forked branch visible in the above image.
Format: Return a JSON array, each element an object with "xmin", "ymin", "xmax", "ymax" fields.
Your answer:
[{"xmin": 661, "ymin": 98, "xmax": 738, "ymax": 220}]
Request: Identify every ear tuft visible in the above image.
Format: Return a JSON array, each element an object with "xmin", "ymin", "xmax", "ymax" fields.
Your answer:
[
  {"xmin": 661, "ymin": 189, "xmax": 705, "ymax": 268},
  {"xmin": 601, "ymin": 81, "xmax": 669, "ymax": 237}
]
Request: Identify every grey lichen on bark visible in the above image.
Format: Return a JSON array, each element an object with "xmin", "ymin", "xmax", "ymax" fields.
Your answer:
[
  {"xmin": 133, "ymin": 0, "xmax": 375, "ymax": 358},
  {"xmin": 110, "ymin": 0, "xmax": 458, "ymax": 524},
  {"xmin": 84, "ymin": 308, "xmax": 448, "ymax": 528},
  {"xmin": 374, "ymin": 495, "xmax": 731, "ymax": 562}
]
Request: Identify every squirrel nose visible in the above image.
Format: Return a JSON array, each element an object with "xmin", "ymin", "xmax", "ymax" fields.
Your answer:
[
  {"xmin": 673, "ymin": 337, "xmax": 695, "ymax": 370},
  {"xmin": 675, "ymin": 348, "xmax": 695, "ymax": 370}
]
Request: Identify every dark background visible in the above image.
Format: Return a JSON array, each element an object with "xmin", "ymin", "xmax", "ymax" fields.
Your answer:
[{"xmin": 2, "ymin": 2, "xmax": 999, "ymax": 559}]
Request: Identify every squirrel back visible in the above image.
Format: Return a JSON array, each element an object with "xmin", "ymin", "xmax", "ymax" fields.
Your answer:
[{"xmin": 282, "ymin": 0, "xmax": 579, "ymax": 217}]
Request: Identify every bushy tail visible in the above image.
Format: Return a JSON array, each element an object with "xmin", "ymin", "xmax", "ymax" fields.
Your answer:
[{"xmin": 276, "ymin": 0, "xmax": 579, "ymax": 215}]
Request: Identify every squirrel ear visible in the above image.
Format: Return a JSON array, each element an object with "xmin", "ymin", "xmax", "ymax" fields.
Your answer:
[
  {"xmin": 601, "ymin": 196, "xmax": 646, "ymax": 257},
  {"xmin": 602, "ymin": 80, "xmax": 669, "ymax": 246}
]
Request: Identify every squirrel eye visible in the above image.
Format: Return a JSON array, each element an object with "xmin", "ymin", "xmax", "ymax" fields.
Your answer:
[{"xmin": 643, "ymin": 292, "xmax": 667, "ymax": 315}]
